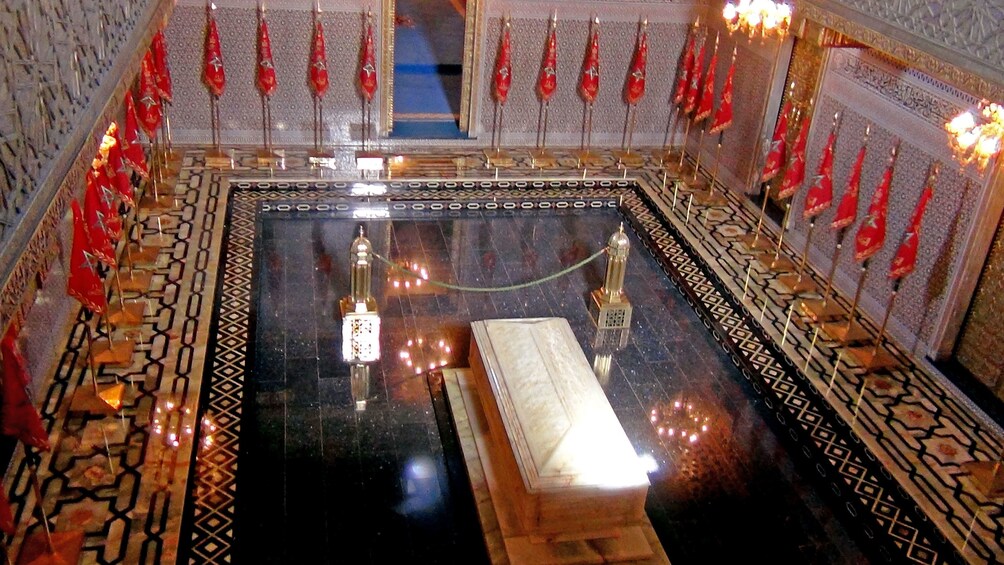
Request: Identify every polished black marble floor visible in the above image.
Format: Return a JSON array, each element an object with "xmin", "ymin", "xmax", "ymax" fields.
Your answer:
[{"xmin": 238, "ymin": 206, "xmax": 872, "ymax": 564}]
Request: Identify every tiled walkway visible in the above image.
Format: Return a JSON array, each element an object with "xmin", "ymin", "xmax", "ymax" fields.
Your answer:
[{"xmin": 5, "ymin": 146, "xmax": 1002, "ymax": 564}]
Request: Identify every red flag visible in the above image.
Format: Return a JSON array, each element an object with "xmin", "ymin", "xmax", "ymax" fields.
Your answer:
[
  {"xmin": 91, "ymin": 154, "xmax": 122, "ymax": 242},
  {"xmin": 855, "ymin": 144, "xmax": 899, "ymax": 262},
  {"xmin": 492, "ymin": 23, "xmax": 512, "ymax": 104},
  {"xmin": 777, "ymin": 115, "xmax": 811, "ymax": 200},
  {"xmin": 890, "ymin": 164, "xmax": 940, "ymax": 280},
  {"xmin": 106, "ymin": 124, "xmax": 135, "ymax": 208},
  {"xmin": 683, "ymin": 39, "xmax": 705, "ymax": 114},
  {"xmin": 803, "ymin": 123, "xmax": 837, "ymax": 219},
  {"xmin": 579, "ymin": 26, "xmax": 599, "ymax": 103},
  {"xmin": 67, "ymin": 201, "xmax": 107, "ymax": 315},
  {"xmin": 761, "ymin": 101, "xmax": 791, "ymax": 183},
  {"xmin": 122, "ymin": 92, "xmax": 149, "ymax": 179},
  {"xmin": 693, "ymin": 37, "xmax": 718, "ymax": 123},
  {"xmin": 151, "ymin": 30, "xmax": 173, "ymax": 102},
  {"xmin": 624, "ymin": 27, "xmax": 647, "ymax": 105},
  {"xmin": 672, "ymin": 28, "xmax": 696, "ymax": 106},
  {"xmin": 84, "ymin": 169, "xmax": 117, "ymax": 269},
  {"xmin": 308, "ymin": 18, "xmax": 329, "ymax": 98},
  {"xmin": 1, "ymin": 326, "xmax": 50, "ymax": 452},
  {"xmin": 358, "ymin": 16, "xmax": 378, "ymax": 101},
  {"xmin": 831, "ymin": 136, "xmax": 869, "ymax": 230},
  {"xmin": 537, "ymin": 22, "xmax": 557, "ymax": 102},
  {"xmin": 256, "ymin": 11, "xmax": 277, "ymax": 97},
  {"xmin": 708, "ymin": 47, "xmax": 736, "ymax": 134},
  {"xmin": 137, "ymin": 51, "xmax": 162, "ymax": 139},
  {"xmin": 203, "ymin": 5, "xmax": 226, "ymax": 97},
  {"xmin": 0, "ymin": 489, "xmax": 13, "ymax": 537}
]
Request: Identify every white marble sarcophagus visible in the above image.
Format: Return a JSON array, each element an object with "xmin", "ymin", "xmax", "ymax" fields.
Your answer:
[{"xmin": 469, "ymin": 318, "xmax": 650, "ymax": 538}]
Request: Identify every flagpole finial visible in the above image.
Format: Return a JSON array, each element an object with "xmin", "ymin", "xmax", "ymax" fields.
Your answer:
[
  {"xmin": 550, "ymin": 10, "xmax": 557, "ymax": 26},
  {"xmin": 641, "ymin": 17, "xmax": 648, "ymax": 30},
  {"xmin": 593, "ymin": 15, "xmax": 600, "ymax": 25}
]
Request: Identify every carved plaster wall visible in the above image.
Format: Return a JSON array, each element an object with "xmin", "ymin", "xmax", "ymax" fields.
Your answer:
[
  {"xmin": 786, "ymin": 48, "xmax": 982, "ymax": 361},
  {"xmin": 0, "ymin": 0, "xmax": 174, "ymax": 386}
]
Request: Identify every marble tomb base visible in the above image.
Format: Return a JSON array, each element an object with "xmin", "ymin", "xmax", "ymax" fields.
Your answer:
[{"xmin": 447, "ymin": 317, "xmax": 668, "ymax": 564}]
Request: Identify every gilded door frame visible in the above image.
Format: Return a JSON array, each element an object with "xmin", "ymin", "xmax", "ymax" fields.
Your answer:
[
  {"xmin": 458, "ymin": 0, "xmax": 484, "ymax": 135},
  {"xmin": 380, "ymin": 0, "xmax": 395, "ymax": 135}
]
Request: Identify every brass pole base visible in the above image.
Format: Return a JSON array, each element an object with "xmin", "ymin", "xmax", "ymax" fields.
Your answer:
[
  {"xmin": 693, "ymin": 191, "xmax": 728, "ymax": 207},
  {"xmin": 90, "ymin": 338, "xmax": 135, "ymax": 368},
  {"xmin": 798, "ymin": 298, "xmax": 847, "ymax": 322},
  {"xmin": 737, "ymin": 233, "xmax": 775, "ymax": 252},
  {"xmin": 846, "ymin": 345, "xmax": 898, "ymax": 373},
  {"xmin": 107, "ymin": 301, "xmax": 146, "ymax": 329},
  {"xmin": 682, "ymin": 177, "xmax": 710, "ymax": 193},
  {"xmin": 68, "ymin": 384, "xmax": 125, "ymax": 415},
  {"xmin": 777, "ymin": 274, "xmax": 819, "ymax": 295},
  {"xmin": 204, "ymin": 147, "xmax": 234, "ymax": 169},
  {"xmin": 139, "ymin": 193, "xmax": 177, "ymax": 211},
  {"xmin": 961, "ymin": 461, "xmax": 1004, "ymax": 498},
  {"xmin": 663, "ymin": 159, "xmax": 695, "ymax": 178},
  {"xmin": 820, "ymin": 320, "xmax": 871, "ymax": 343},
  {"xmin": 256, "ymin": 148, "xmax": 286, "ymax": 168},
  {"xmin": 126, "ymin": 244, "xmax": 162, "ymax": 267},
  {"xmin": 650, "ymin": 147, "xmax": 681, "ymax": 165},
  {"xmin": 754, "ymin": 252, "xmax": 796, "ymax": 273},
  {"xmin": 529, "ymin": 149, "xmax": 557, "ymax": 168},
  {"xmin": 117, "ymin": 269, "xmax": 153, "ymax": 294},
  {"xmin": 612, "ymin": 149, "xmax": 644, "ymax": 168},
  {"xmin": 574, "ymin": 149, "xmax": 604, "ymax": 167},
  {"xmin": 16, "ymin": 529, "xmax": 84, "ymax": 565},
  {"xmin": 483, "ymin": 148, "xmax": 514, "ymax": 168}
]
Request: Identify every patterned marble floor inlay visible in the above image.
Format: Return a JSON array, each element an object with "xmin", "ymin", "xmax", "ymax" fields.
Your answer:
[{"xmin": 4, "ymin": 147, "xmax": 1002, "ymax": 565}]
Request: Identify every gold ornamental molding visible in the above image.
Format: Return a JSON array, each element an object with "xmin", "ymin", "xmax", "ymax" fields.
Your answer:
[
  {"xmin": 458, "ymin": 0, "xmax": 484, "ymax": 134},
  {"xmin": 799, "ymin": 2, "xmax": 1004, "ymax": 103},
  {"xmin": 379, "ymin": 0, "xmax": 395, "ymax": 135}
]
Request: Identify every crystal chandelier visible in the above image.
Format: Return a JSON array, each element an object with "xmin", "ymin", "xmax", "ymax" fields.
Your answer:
[
  {"xmin": 945, "ymin": 101, "xmax": 1004, "ymax": 174},
  {"xmin": 722, "ymin": 0, "xmax": 793, "ymax": 40}
]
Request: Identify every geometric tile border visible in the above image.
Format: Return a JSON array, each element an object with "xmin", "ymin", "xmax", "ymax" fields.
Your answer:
[{"xmin": 182, "ymin": 169, "xmax": 970, "ymax": 564}]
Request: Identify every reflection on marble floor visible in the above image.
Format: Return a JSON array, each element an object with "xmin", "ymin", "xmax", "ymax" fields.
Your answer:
[
  {"xmin": 9, "ymin": 147, "xmax": 1001, "ymax": 565},
  {"xmin": 239, "ymin": 206, "xmax": 868, "ymax": 563}
]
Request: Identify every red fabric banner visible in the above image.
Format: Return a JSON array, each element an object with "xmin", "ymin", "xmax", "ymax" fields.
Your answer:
[
  {"xmin": 624, "ymin": 29, "xmax": 647, "ymax": 105},
  {"xmin": 67, "ymin": 201, "xmax": 107, "ymax": 315},
  {"xmin": 84, "ymin": 170, "xmax": 117, "ymax": 268},
  {"xmin": 136, "ymin": 51, "xmax": 162, "ymax": 139},
  {"xmin": 203, "ymin": 8, "xmax": 226, "ymax": 97},
  {"xmin": 891, "ymin": 165, "xmax": 939, "ymax": 280},
  {"xmin": 760, "ymin": 101, "xmax": 791, "ymax": 183},
  {"xmin": 492, "ymin": 25, "xmax": 512, "ymax": 104},
  {"xmin": 537, "ymin": 26, "xmax": 557, "ymax": 102},
  {"xmin": 121, "ymin": 93, "xmax": 149, "ymax": 179},
  {"xmin": 777, "ymin": 115, "xmax": 811, "ymax": 200},
  {"xmin": 0, "ymin": 326, "xmax": 50, "ymax": 452},
  {"xmin": 708, "ymin": 48, "xmax": 735, "ymax": 134},
  {"xmin": 831, "ymin": 141, "xmax": 868, "ymax": 230},
  {"xmin": 803, "ymin": 127, "xmax": 836, "ymax": 219},
  {"xmin": 683, "ymin": 41, "xmax": 704, "ymax": 114},
  {"xmin": 151, "ymin": 30, "xmax": 173, "ymax": 102},
  {"xmin": 358, "ymin": 18, "xmax": 378, "ymax": 101},
  {"xmin": 257, "ymin": 15, "xmax": 278, "ymax": 97},
  {"xmin": 308, "ymin": 20, "xmax": 329, "ymax": 98},
  {"xmin": 693, "ymin": 40, "xmax": 718, "ymax": 123},
  {"xmin": 855, "ymin": 146, "xmax": 899, "ymax": 262},
  {"xmin": 579, "ymin": 28, "xmax": 600, "ymax": 103},
  {"xmin": 107, "ymin": 125, "xmax": 135, "ymax": 208},
  {"xmin": 672, "ymin": 29, "xmax": 696, "ymax": 106}
]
